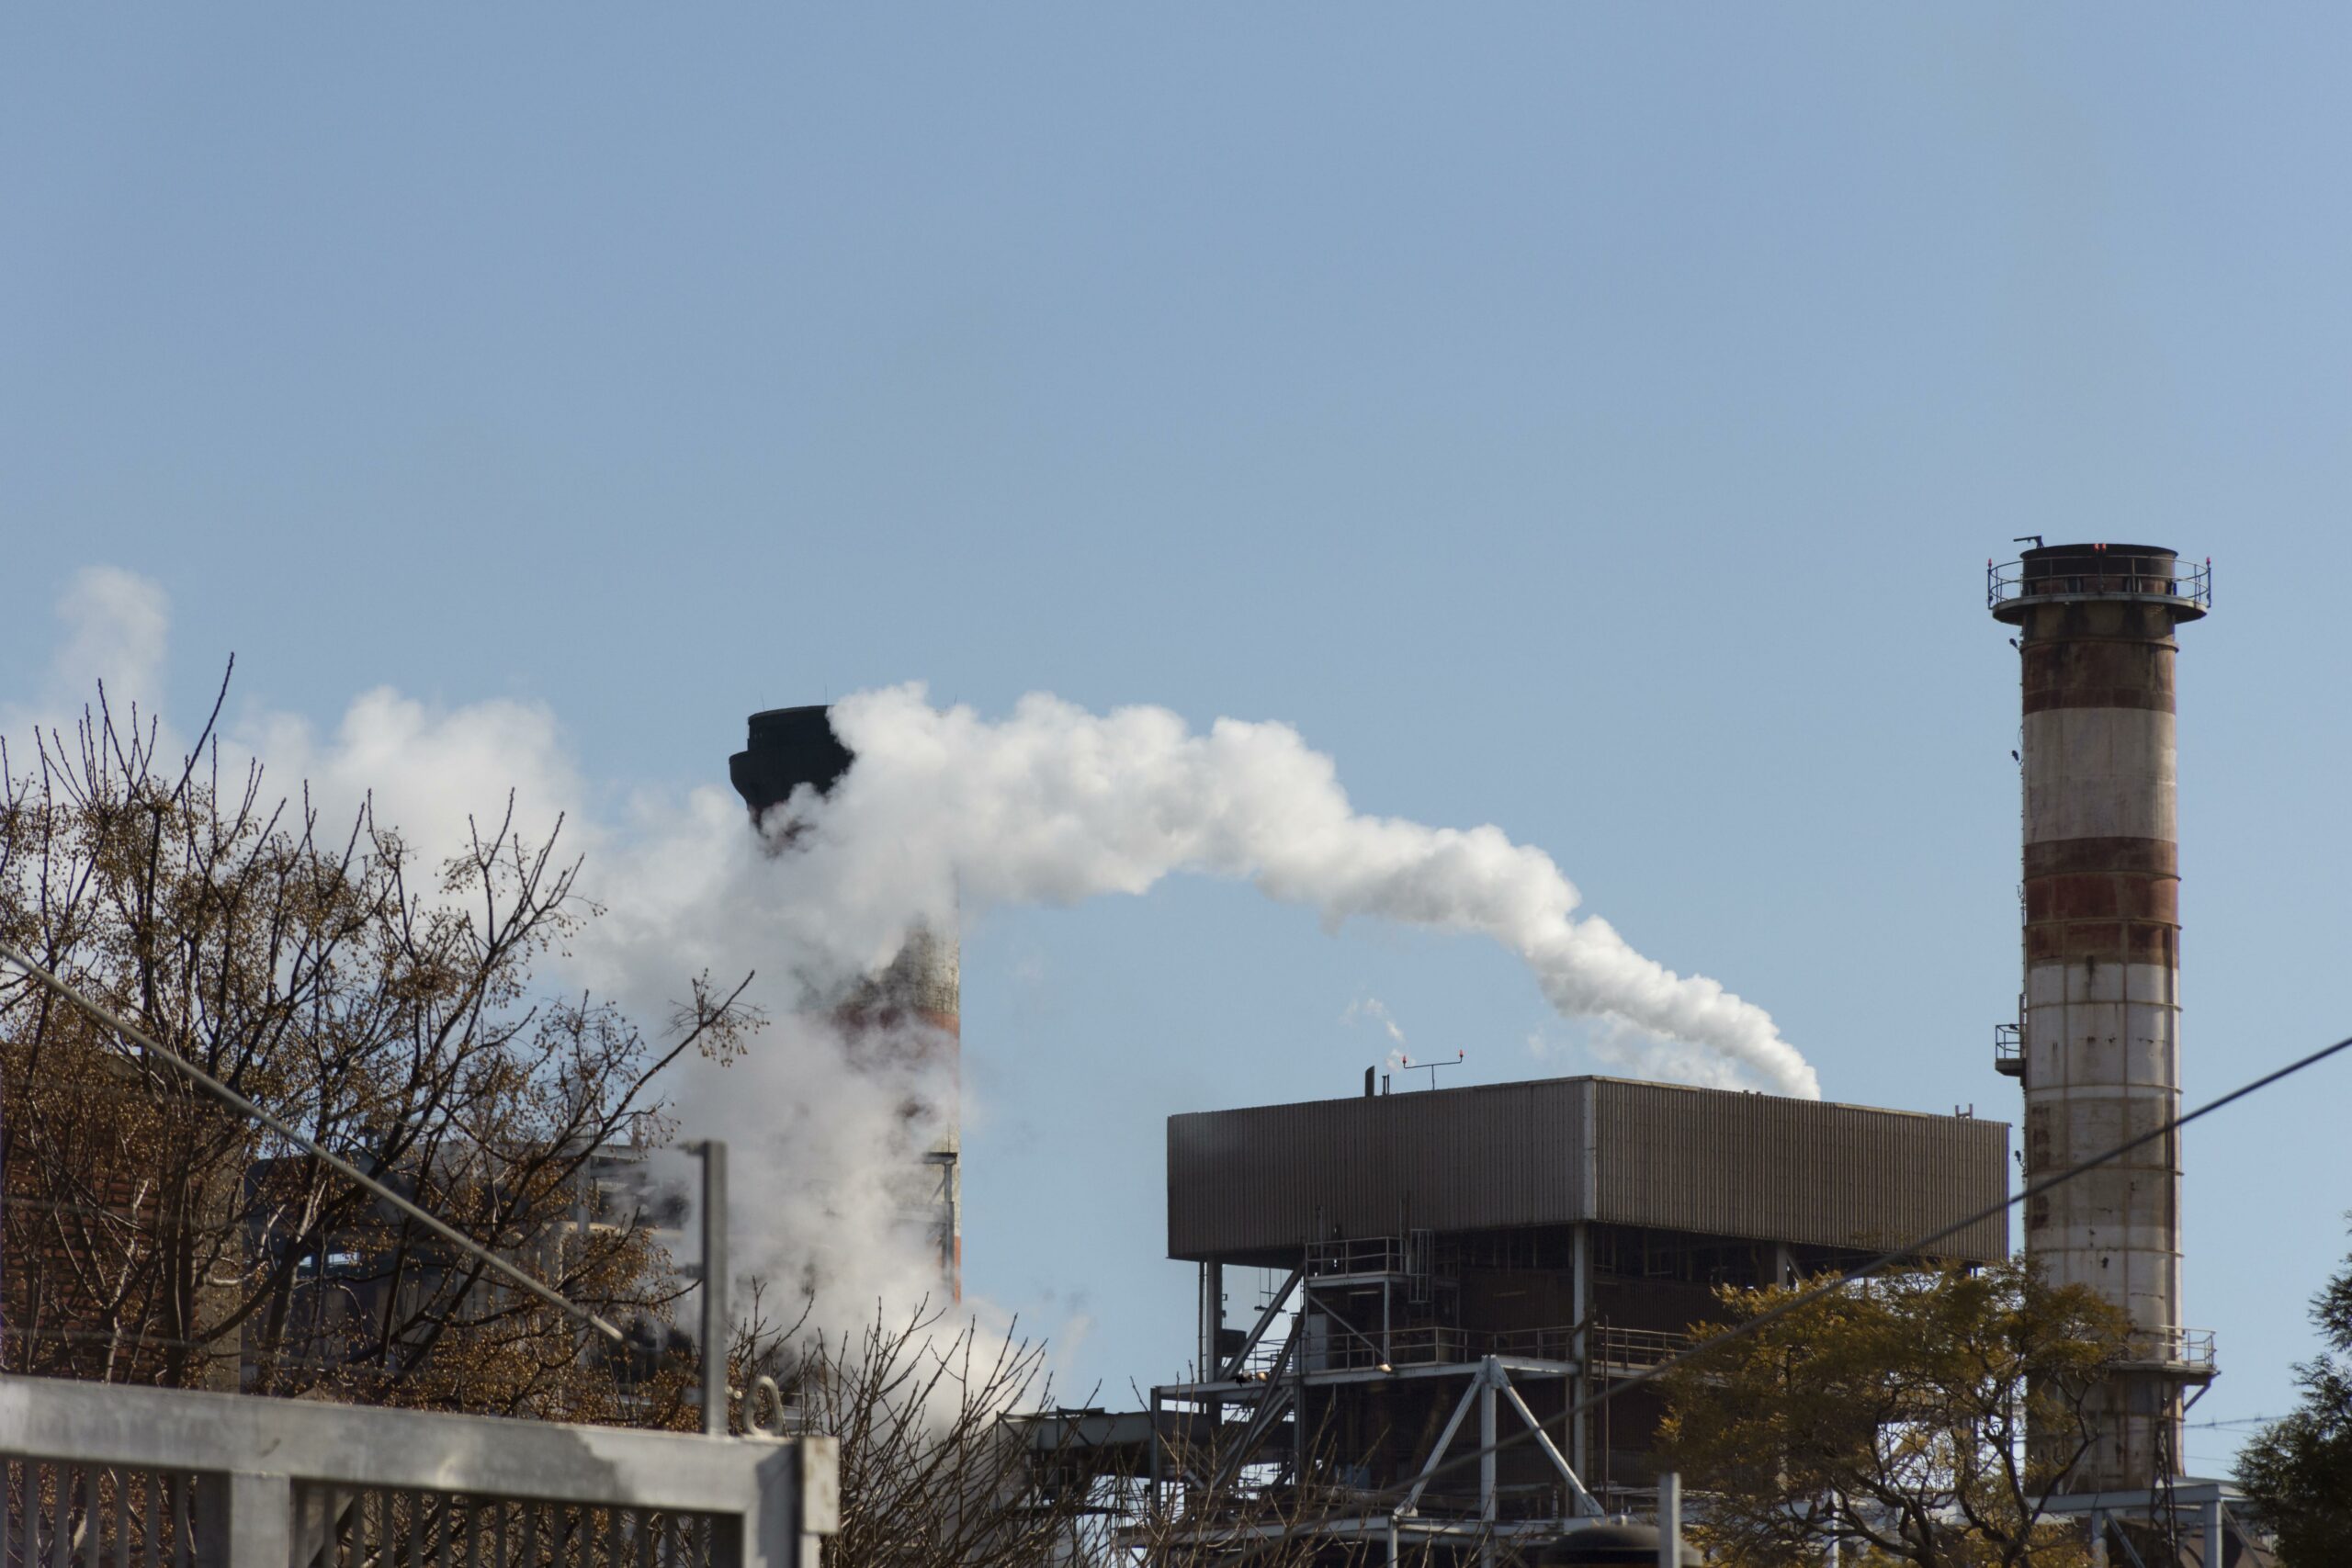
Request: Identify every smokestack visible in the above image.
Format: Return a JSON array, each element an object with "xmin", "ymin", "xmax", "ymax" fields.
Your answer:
[
  {"xmin": 730, "ymin": 705, "xmax": 963, "ymax": 1299},
  {"xmin": 1990, "ymin": 544, "xmax": 2211, "ymax": 1491}
]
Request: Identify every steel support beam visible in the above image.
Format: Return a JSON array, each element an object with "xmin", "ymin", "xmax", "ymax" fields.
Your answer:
[
  {"xmin": 1497, "ymin": 1378, "xmax": 1600, "ymax": 1517},
  {"xmin": 1570, "ymin": 1221, "xmax": 1591, "ymax": 1480},
  {"xmin": 1220, "ymin": 1268, "xmax": 1302, "ymax": 1382},
  {"xmin": 1207, "ymin": 1322, "xmax": 1299, "ymax": 1495},
  {"xmin": 1396, "ymin": 1373, "xmax": 1484, "ymax": 1518},
  {"xmin": 1199, "ymin": 1261, "xmax": 1225, "ymax": 1381},
  {"xmin": 1478, "ymin": 1361, "xmax": 1498, "ymax": 1568}
]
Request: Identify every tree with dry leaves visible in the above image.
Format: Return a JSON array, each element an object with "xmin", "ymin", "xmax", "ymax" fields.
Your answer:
[
  {"xmin": 2237, "ymin": 1218, "xmax": 2352, "ymax": 1567},
  {"xmin": 0, "ymin": 678, "xmax": 754, "ymax": 1424},
  {"xmin": 1656, "ymin": 1260, "xmax": 2133, "ymax": 1568}
]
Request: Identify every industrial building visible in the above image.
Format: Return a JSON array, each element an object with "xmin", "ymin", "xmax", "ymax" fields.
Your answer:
[
  {"xmin": 714, "ymin": 544, "xmax": 2249, "ymax": 1561},
  {"xmin": 1117, "ymin": 1075, "xmax": 2009, "ymax": 1559},
  {"xmin": 1025, "ymin": 543, "xmax": 2252, "ymax": 1563}
]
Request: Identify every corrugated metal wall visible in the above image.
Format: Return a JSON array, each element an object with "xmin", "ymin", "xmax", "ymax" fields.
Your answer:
[
  {"xmin": 1589, "ymin": 1080, "xmax": 2008, "ymax": 1259},
  {"xmin": 1166, "ymin": 1077, "xmax": 2008, "ymax": 1263},
  {"xmin": 1166, "ymin": 1079, "xmax": 1585, "ymax": 1259}
]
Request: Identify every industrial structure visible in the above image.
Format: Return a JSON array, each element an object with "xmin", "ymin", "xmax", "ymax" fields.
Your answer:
[
  {"xmin": 1052, "ymin": 536, "xmax": 2260, "ymax": 1560},
  {"xmin": 1113, "ymin": 1075, "xmax": 2010, "ymax": 1560},
  {"xmin": 729, "ymin": 706, "xmax": 963, "ymax": 1296},
  {"xmin": 796, "ymin": 545, "xmax": 2259, "ymax": 1560},
  {"xmin": 1988, "ymin": 544, "xmax": 2216, "ymax": 1496}
]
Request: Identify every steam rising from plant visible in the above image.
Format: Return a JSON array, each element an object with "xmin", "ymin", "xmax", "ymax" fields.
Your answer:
[
  {"xmin": 11, "ymin": 570, "xmax": 1818, "ymax": 1342},
  {"xmin": 791, "ymin": 686, "xmax": 1816, "ymax": 1101}
]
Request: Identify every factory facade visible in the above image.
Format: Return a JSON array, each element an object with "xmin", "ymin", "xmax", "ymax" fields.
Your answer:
[
  {"xmin": 1027, "ymin": 542, "xmax": 2244, "ymax": 1562},
  {"xmin": 754, "ymin": 543, "xmax": 2246, "ymax": 1561},
  {"xmin": 1121, "ymin": 1076, "xmax": 2007, "ymax": 1559}
]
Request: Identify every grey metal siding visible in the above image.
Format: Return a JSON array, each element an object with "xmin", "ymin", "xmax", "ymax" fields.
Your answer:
[
  {"xmin": 1166, "ymin": 1077, "xmax": 2007, "ymax": 1263},
  {"xmin": 1589, "ymin": 1080, "xmax": 2008, "ymax": 1260},
  {"xmin": 1167, "ymin": 1079, "xmax": 1585, "ymax": 1258}
]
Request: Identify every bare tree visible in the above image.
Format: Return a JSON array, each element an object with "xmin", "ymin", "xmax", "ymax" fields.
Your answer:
[
  {"xmin": 765, "ymin": 1300, "xmax": 1079, "ymax": 1567},
  {"xmin": 0, "ymin": 678, "xmax": 754, "ymax": 1423},
  {"xmin": 724, "ymin": 1283, "xmax": 1385, "ymax": 1568}
]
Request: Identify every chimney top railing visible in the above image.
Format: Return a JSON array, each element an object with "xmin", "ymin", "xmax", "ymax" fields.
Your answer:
[{"xmin": 1989, "ymin": 552, "xmax": 2212, "ymax": 617}]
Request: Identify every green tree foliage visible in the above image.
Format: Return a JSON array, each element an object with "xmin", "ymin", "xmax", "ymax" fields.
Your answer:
[
  {"xmin": 2236, "ymin": 1221, "xmax": 2352, "ymax": 1566},
  {"xmin": 1657, "ymin": 1260, "xmax": 2133, "ymax": 1568}
]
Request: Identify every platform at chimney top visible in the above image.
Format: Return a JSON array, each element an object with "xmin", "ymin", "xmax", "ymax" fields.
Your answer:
[{"xmin": 1988, "ymin": 543, "xmax": 2211, "ymax": 624}]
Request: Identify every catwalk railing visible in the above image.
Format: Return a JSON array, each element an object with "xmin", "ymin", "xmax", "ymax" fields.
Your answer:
[
  {"xmin": 2120, "ymin": 1325, "xmax": 2217, "ymax": 1374},
  {"xmin": 0, "ymin": 1373, "xmax": 836, "ymax": 1567},
  {"xmin": 1296, "ymin": 1322, "xmax": 1692, "ymax": 1375}
]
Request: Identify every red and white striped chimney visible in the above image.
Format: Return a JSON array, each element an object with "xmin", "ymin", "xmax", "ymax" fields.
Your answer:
[{"xmin": 1991, "ymin": 543, "xmax": 2211, "ymax": 1491}]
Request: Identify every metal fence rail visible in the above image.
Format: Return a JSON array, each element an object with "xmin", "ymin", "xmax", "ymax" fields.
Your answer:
[
  {"xmin": 6, "ymin": 1460, "xmax": 198, "ymax": 1568},
  {"xmin": 0, "ymin": 1375, "xmax": 835, "ymax": 1568},
  {"xmin": 284, "ymin": 1484, "xmax": 727, "ymax": 1568}
]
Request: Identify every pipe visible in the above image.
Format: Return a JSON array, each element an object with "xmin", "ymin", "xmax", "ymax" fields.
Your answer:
[{"xmin": 693, "ymin": 1140, "xmax": 729, "ymax": 1436}]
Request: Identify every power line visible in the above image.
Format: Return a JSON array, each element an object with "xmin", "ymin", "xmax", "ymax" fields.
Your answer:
[
  {"xmin": 0, "ymin": 935, "xmax": 625, "ymax": 1345},
  {"xmin": 1223, "ymin": 1027, "xmax": 2352, "ymax": 1557}
]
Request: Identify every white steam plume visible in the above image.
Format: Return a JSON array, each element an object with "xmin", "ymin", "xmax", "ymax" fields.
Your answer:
[
  {"xmin": 4, "ymin": 567, "xmax": 173, "ymax": 735},
  {"xmin": 766, "ymin": 687, "xmax": 1819, "ymax": 1100},
  {"xmin": 53, "ymin": 567, "xmax": 170, "ymax": 709},
  {"xmin": 1343, "ymin": 997, "xmax": 1408, "ymax": 1049},
  {"xmin": 9, "ymin": 575, "xmax": 1819, "ymax": 1345}
]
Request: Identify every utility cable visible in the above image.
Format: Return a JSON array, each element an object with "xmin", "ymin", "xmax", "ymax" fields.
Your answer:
[
  {"xmin": 0, "ymin": 934, "xmax": 626, "ymax": 1344},
  {"xmin": 1214, "ymin": 1028, "xmax": 2352, "ymax": 1557}
]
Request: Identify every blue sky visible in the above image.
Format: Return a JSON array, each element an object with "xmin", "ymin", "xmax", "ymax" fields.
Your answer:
[{"xmin": 7, "ymin": 7, "xmax": 2351, "ymax": 1472}]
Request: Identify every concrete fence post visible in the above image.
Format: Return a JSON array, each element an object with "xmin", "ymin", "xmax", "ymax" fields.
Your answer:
[
  {"xmin": 192, "ymin": 1471, "xmax": 289, "ymax": 1568},
  {"xmin": 746, "ymin": 1436, "xmax": 839, "ymax": 1568}
]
